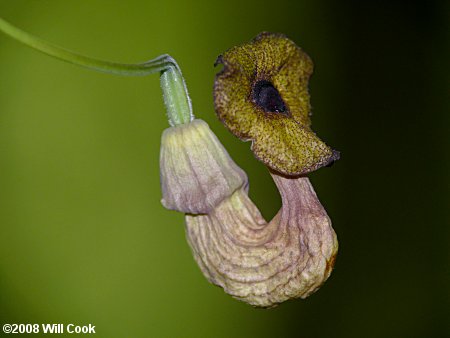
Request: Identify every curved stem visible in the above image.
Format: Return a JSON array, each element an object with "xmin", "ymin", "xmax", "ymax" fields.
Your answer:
[{"xmin": 0, "ymin": 17, "xmax": 193, "ymax": 125}]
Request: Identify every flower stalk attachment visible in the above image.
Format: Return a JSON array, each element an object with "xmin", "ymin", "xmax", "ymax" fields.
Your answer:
[
  {"xmin": 1, "ymin": 19, "xmax": 339, "ymax": 308},
  {"xmin": 0, "ymin": 17, "xmax": 192, "ymax": 126}
]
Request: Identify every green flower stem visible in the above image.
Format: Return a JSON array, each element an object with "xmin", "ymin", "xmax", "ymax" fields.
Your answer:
[
  {"xmin": 159, "ymin": 58, "xmax": 193, "ymax": 126},
  {"xmin": 0, "ymin": 17, "xmax": 193, "ymax": 125}
]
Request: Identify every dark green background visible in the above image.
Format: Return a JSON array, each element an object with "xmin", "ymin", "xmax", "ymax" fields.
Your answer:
[{"xmin": 1, "ymin": 1, "xmax": 448, "ymax": 337}]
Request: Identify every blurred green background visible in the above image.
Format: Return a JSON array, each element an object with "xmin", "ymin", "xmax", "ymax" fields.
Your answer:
[{"xmin": 0, "ymin": 1, "xmax": 448, "ymax": 337}]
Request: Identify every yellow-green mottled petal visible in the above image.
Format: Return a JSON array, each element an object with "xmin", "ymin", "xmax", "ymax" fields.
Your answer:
[{"xmin": 214, "ymin": 32, "xmax": 339, "ymax": 175}]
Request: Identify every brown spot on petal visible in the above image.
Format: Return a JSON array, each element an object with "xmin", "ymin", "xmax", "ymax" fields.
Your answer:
[{"xmin": 252, "ymin": 80, "xmax": 288, "ymax": 114}]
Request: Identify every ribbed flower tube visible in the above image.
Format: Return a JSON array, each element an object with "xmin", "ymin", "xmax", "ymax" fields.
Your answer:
[{"xmin": 160, "ymin": 119, "xmax": 338, "ymax": 308}]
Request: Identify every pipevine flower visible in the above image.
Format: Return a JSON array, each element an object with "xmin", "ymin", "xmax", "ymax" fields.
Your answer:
[
  {"xmin": 160, "ymin": 32, "xmax": 339, "ymax": 308},
  {"xmin": 0, "ymin": 18, "xmax": 339, "ymax": 308}
]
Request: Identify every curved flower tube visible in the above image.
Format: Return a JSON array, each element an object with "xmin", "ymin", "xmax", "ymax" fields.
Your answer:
[
  {"xmin": 160, "ymin": 119, "xmax": 338, "ymax": 308},
  {"xmin": 186, "ymin": 173, "xmax": 337, "ymax": 308}
]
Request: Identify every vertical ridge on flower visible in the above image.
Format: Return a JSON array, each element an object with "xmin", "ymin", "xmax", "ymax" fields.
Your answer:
[{"xmin": 160, "ymin": 119, "xmax": 247, "ymax": 214}]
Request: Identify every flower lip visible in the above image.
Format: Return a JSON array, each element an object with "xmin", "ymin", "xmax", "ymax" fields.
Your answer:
[{"xmin": 213, "ymin": 32, "xmax": 339, "ymax": 176}]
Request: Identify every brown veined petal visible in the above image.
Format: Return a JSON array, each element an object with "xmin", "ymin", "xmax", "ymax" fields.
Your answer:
[{"xmin": 214, "ymin": 32, "xmax": 339, "ymax": 176}]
